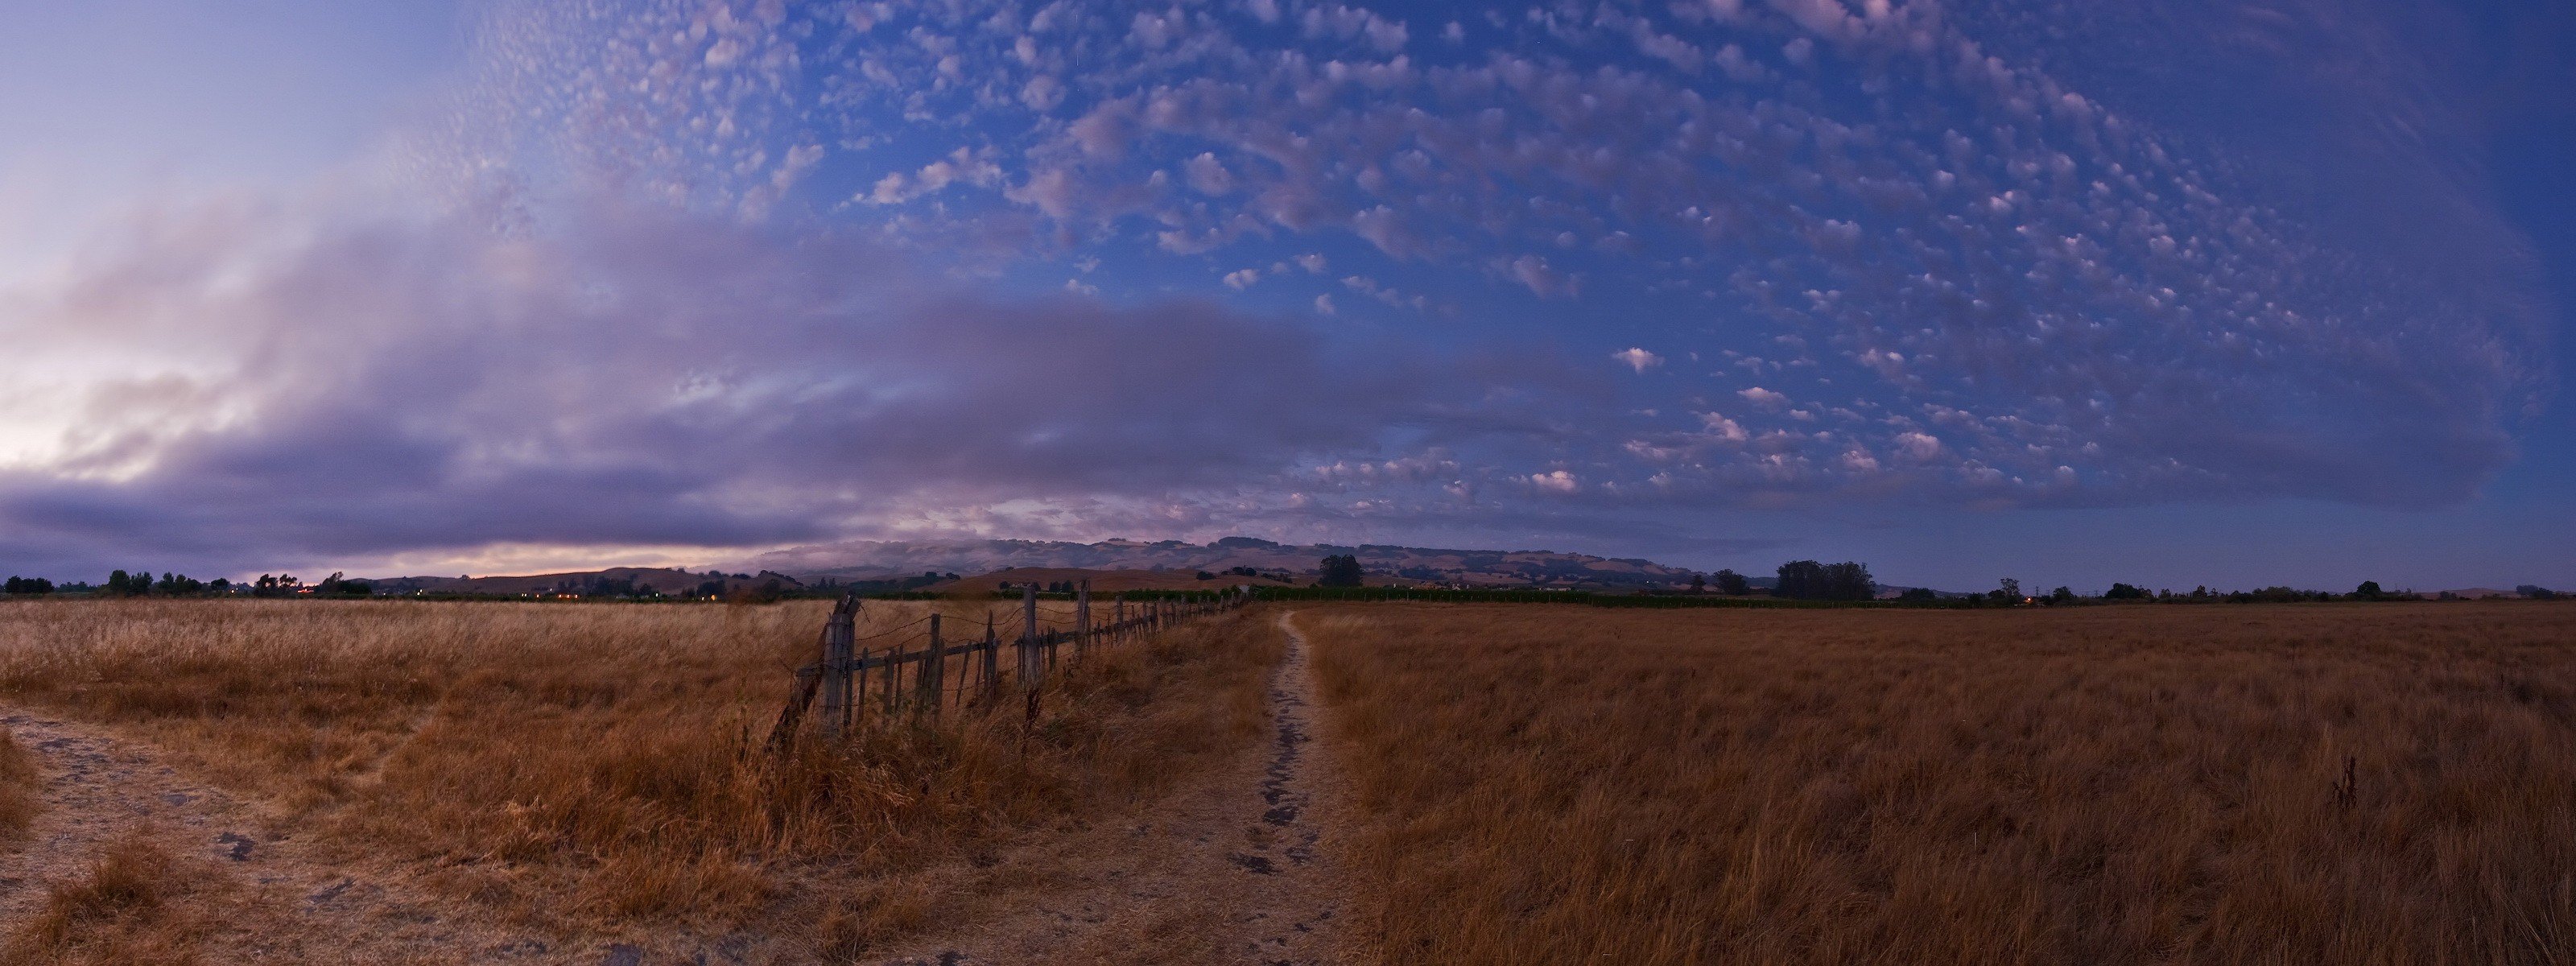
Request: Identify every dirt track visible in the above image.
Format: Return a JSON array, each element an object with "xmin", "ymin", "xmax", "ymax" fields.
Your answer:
[{"xmin": 873, "ymin": 609, "xmax": 1353, "ymax": 965}]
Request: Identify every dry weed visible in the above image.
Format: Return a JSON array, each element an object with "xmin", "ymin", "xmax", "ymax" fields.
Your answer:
[{"xmin": 1302, "ymin": 601, "xmax": 2576, "ymax": 965}]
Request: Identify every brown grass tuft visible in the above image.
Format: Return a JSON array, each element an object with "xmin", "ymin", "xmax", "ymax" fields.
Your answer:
[
  {"xmin": 7, "ymin": 836, "xmax": 197, "ymax": 964},
  {"xmin": 1302, "ymin": 601, "xmax": 2576, "ymax": 965}
]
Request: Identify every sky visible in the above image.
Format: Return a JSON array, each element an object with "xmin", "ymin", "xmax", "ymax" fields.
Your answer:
[{"xmin": 0, "ymin": 0, "xmax": 2568, "ymax": 592}]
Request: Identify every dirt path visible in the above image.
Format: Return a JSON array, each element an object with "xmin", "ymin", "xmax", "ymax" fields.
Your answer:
[
  {"xmin": 0, "ymin": 709, "xmax": 564, "ymax": 963},
  {"xmin": 873, "ymin": 609, "xmax": 1354, "ymax": 965}
]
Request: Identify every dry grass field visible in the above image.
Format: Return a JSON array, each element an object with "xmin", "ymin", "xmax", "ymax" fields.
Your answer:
[
  {"xmin": 11, "ymin": 597, "xmax": 2575, "ymax": 964},
  {"xmin": 1298, "ymin": 601, "xmax": 2576, "ymax": 965},
  {"xmin": 0, "ymin": 598, "xmax": 1282, "ymax": 960}
]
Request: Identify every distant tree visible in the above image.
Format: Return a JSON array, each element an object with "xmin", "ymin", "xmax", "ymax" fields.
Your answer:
[
  {"xmin": 2048, "ymin": 586, "xmax": 2077, "ymax": 605},
  {"xmin": 1996, "ymin": 578, "xmax": 2023, "ymax": 602},
  {"xmin": 2354, "ymin": 580, "xmax": 2385, "ymax": 601},
  {"xmin": 1195, "ymin": 571, "xmax": 1216, "ymax": 580},
  {"xmin": 1897, "ymin": 587, "xmax": 1938, "ymax": 603},
  {"xmin": 2, "ymin": 576, "xmax": 50, "ymax": 595},
  {"xmin": 1775, "ymin": 561, "xmax": 1873, "ymax": 601},
  {"xmin": 1823, "ymin": 562, "xmax": 1876, "ymax": 601},
  {"xmin": 1689, "ymin": 573, "xmax": 1707, "ymax": 594},
  {"xmin": 2519, "ymin": 584, "xmax": 2561, "ymax": 601},
  {"xmin": 1712, "ymin": 568, "xmax": 1750, "ymax": 596},
  {"xmin": 2104, "ymin": 583, "xmax": 2149, "ymax": 600},
  {"xmin": 1318, "ymin": 554, "xmax": 1365, "ymax": 588},
  {"xmin": 1774, "ymin": 560, "xmax": 1825, "ymax": 599}
]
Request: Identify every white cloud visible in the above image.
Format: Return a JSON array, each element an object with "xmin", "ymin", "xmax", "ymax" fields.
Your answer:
[
  {"xmin": 1739, "ymin": 387, "xmax": 1790, "ymax": 408},
  {"xmin": 1895, "ymin": 431, "xmax": 1942, "ymax": 460},
  {"xmin": 1184, "ymin": 152, "xmax": 1236, "ymax": 195},
  {"xmin": 1698, "ymin": 413, "xmax": 1750, "ymax": 442},
  {"xmin": 1528, "ymin": 470, "xmax": 1581, "ymax": 494},
  {"xmin": 1020, "ymin": 75, "xmax": 1066, "ymax": 111},
  {"xmin": 1612, "ymin": 348, "xmax": 1663, "ymax": 373}
]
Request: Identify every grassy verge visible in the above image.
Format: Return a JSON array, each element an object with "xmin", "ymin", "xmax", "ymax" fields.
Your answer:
[
  {"xmin": 1300, "ymin": 601, "xmax": 2576, "ymax": 964},
  {"xmin": 0, "ymin": 599, "xmax": 1282, "ymax": 953}
]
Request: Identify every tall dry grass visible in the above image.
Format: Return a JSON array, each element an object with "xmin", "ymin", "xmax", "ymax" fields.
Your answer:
[
  {"xmin": 1301, "ymin": 601, "xmax": 2576, "ymax": 965},
  {"xmin": 0, "ymin": 598, "xmax": 1280, "ymax": 952},
  {"xmin": 0, "ymin": 722, "xmax": 37, "ymax": 844}
]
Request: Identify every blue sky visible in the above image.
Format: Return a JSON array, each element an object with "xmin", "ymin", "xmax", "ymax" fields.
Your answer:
[{"xmin": 0, "ymin": 0, "xmax": 2566, "ymax": 592}]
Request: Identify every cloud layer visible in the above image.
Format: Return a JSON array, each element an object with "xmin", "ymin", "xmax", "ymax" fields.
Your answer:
[{"xmin": 0, "ymin": 0, "xmax": 2557, "ymax": 576}]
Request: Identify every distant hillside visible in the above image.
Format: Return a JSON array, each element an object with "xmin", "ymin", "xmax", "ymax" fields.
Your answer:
[
  {"xmin": 932, "ymin": 568, "xmax": 1308, "ymax": 595},
  {"xmin": 745, "ymin": 537, "xmax": 1703, "ymax": 589},
  {"xmin": 365, "ymin": 567, "xmax": 805, "ymax": 598}
]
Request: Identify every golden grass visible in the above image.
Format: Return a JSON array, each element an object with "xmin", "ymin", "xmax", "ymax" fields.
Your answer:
[
  {"xmin": 0, "ymin": 598, "xmax": 1280, "ymax": 954},
  {"xmin": 1300, "ymin": 601, "xmax": 2576, "ymax": 965},
  {"xmin": 6, "ymin": 836, "xmax": 202, "ymax": 964},
  {"xmin": 0, "ymin": 722, "xmax": 37, "ymax": 844}
]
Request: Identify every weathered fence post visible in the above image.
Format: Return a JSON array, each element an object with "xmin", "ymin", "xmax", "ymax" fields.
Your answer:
[
  {"xmin": 820, "ymin": 595, "xmax": 857, "ymax": 738},
  {"xmin": 883, "ymin": 640, "xmax": 902, "ymax": 714},
  {"xmin": 855, "ymin": 646, "xmax": 871, "ymax": 730},
  {"xmin": 1021, "ymin": 582, "xmax": 1041, "ymax": 684},
  {"xmin": 923, "ymin": 613, "xmax": 946, "ymax": 718},
  {"xmin": 1076, "ymin": 580, "xmax": 1091, "ymax": 660},
  {"xmin": 982, "ymin": 611, "xmax": 1000, "ymax": 699}
]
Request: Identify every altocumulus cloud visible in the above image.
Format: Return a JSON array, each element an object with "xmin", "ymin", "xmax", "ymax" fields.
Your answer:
[
  {"xmin": 0, "ymin": 0, "xmax": 2557, "ymax": 574},
  {"xmin": 454, "ymin": 0, "xmax": 2545, "ymax": 505}
]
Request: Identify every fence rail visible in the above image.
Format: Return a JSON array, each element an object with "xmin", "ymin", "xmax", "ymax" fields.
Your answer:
[{"xmin": 769, "ymin": 581, "xmax": 1252, "ymax": 752}]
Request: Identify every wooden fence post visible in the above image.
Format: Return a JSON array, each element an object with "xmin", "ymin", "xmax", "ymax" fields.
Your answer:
[
  {"xmin": 883, "ymin": 641, "xmax": 901, "ymax": 714},
  {"xmin": 1021, "ymin": 582, "xmax": 1040, "ymax": 684},
  {"xmin": 855, "ymin": 646, "xmax": 871, "ymax": 731},
  {"xmin": 820, "ymin": 595, "xmax": 857, "ymax": 738},
  {"xmin": 1076, "ymin": 580, "xmax": 1091, "ymax": 660},
  {"xmin": 923, "ymin": 613, "xmax": 946, "ymax": 718},
  {"xmin": 982, "ymin": 611, "xmax": 1000, "ymax": 699}
]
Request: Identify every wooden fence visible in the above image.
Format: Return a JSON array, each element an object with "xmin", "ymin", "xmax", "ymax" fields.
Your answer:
[{"xmin": 768, "ymin": 580, "xmax": 1251, "ymax": 751}]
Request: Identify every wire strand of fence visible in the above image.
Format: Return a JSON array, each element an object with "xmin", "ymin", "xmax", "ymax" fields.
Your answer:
[{"xmin": 772, "ymin": 587, "xmax": 1255, "ymax": 751}]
